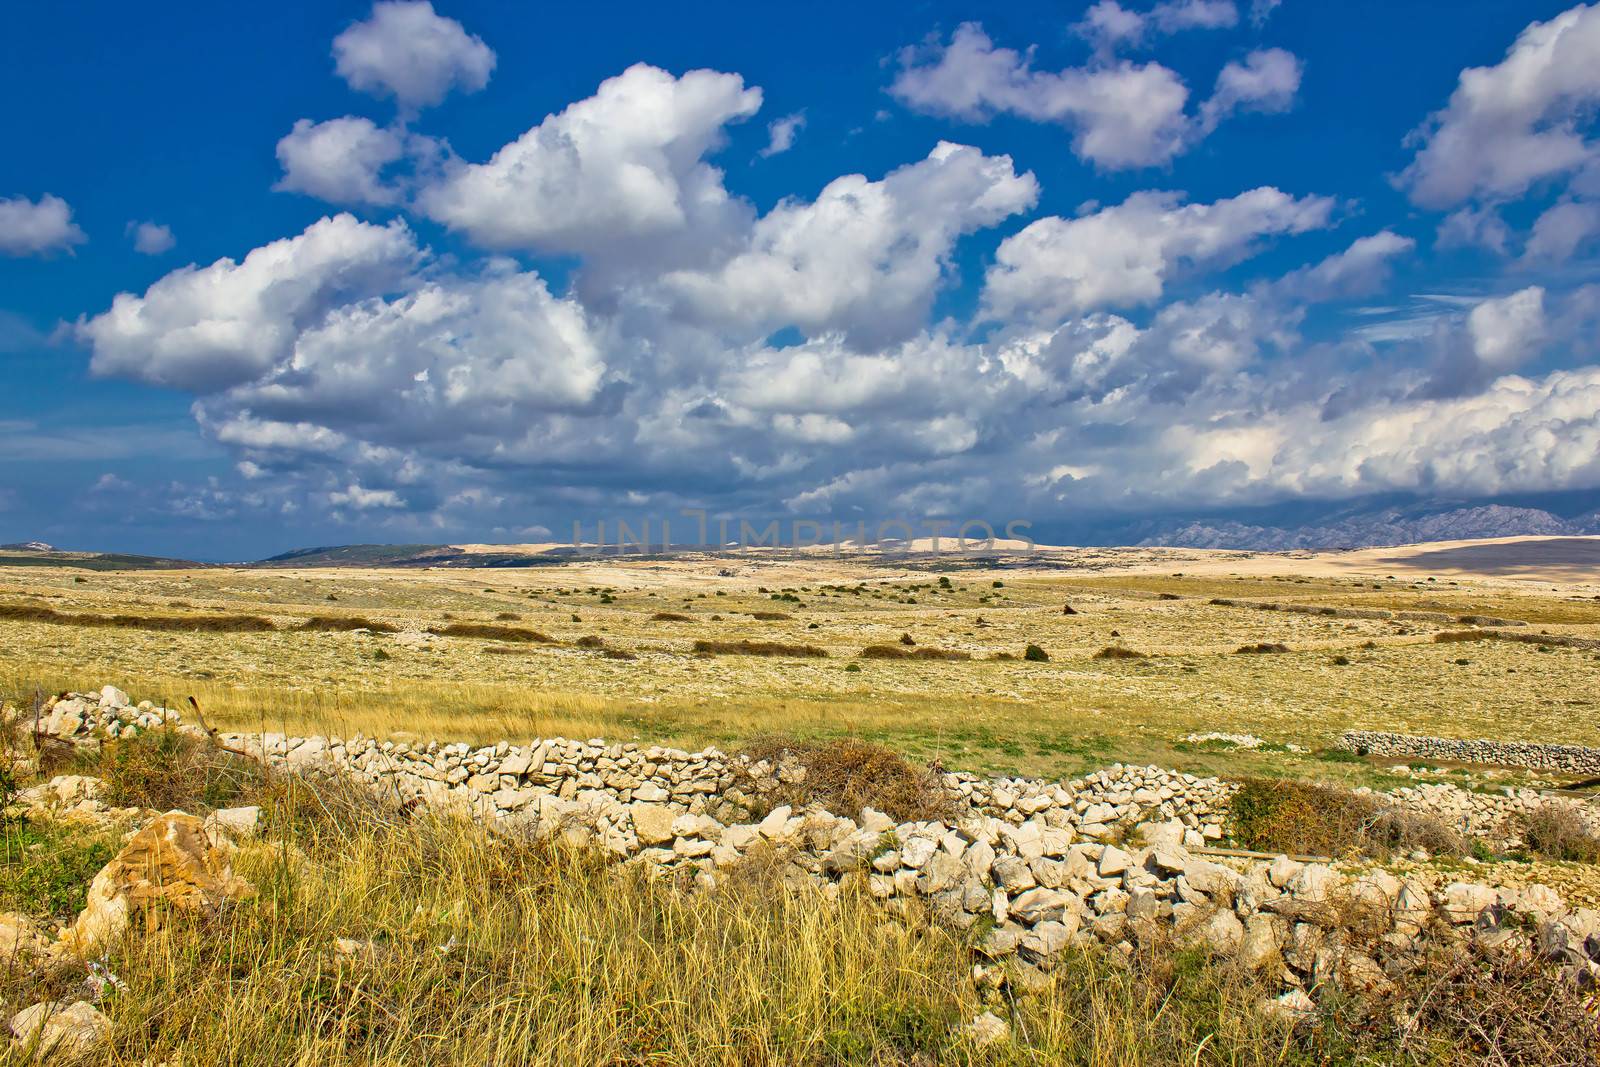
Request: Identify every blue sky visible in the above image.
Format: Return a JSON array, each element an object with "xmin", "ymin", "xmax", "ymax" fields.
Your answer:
[{"xmin": 3, "ymin": 0, "xmax": 1599, "ymax": 559}]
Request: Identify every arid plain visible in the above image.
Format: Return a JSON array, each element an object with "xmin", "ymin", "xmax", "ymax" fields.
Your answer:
[{"xmin": 5, "ymin": 536, "xmax": 1598, "ymax": 790}]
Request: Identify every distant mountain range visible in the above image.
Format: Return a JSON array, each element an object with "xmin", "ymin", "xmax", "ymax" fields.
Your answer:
[
  {"xmin": 6, "ymin": 503, "xmax": 1600, "ymax": 568},
  {"xmin": 1135, "ymin": 504, "xmax": 1600, "ymax": 551}
]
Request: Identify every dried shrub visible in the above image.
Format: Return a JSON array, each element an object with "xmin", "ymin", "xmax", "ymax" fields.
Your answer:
[
  {"xmin": 600, "ymin": 648, "xmax": 637, "ymax": 661},
  {"xmin": 429, "ymin": 622, "xmax": 554, "ymax": 643},
  {"xmin": 1235, "ymin": 642, "xmax": 1291, "ymax": 654},
  {"xmin": 1229, "ymin": 778, "xmax": 1462, "ymax": 859},
  {"xmin": 736, "ymin": 736, "xmax": 953, "ymax": 822},
  {"xmin": 858, "ymin": 645, "xmax": 971, "ymax": 661},
  {"xmin": 1093, "ymin": 645, "xmax": 1144, "ymax": 660},
  {"xmin": 494, "ymin": 612, "xmax": 521, "ymax": 621},
  {"xmin": 1434, "ymin": 630, "xmax": 1493, "ymax": 644},
  {"xmin": 747, "ymin": 611, "xmax": 792, "ymax": 621},
  {"xmin": 691, "ymin": 639, "xmax": 826, "ymax": 658},
  {"xmin": 296, "ymin": 615, "xmax": 399, "ymax": 634},
  {"xmin": 1062, "ymin": 603, "xmax": 1078, "ymax": 615},
  {"xmin": 1314, "ymin": 942, "xmax": 1600, "ymax": 1067},
  {"xmin": 573, "ymin": 634, "xmax": 606, "ymax": 648},
  {"xmin": 95, "ymin": 730, "xmax": 266, "ymax": 813},
  {"xmin": 0, "ymin": 602, "xmax": 276, "ymax": 633},
  {"xmin": 1435, "ymin": 629, "xmax": 1600, "ymax": 650},
  {"xmin": 1518, "ymin": 803, "xmax": 1600, "ymax": 863},
  {"xmin": 651, "ymin": 612, "xmax": 693, "ymax": 622}
]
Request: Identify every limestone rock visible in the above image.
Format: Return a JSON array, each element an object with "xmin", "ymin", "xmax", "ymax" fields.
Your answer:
[
  {"xmin": 60, "ymin": 810, "xmax": 254, "ymax": 953},
  {"xmin": 0, "ymin": 912, "xmax": 53, "ymax": 964},
  {"xmin": 9, "ymin": 1000, "xmax": 111, "ymax": 1056},
  {"xmin": 631, "ymin": 803, "xmax": 675, "ymax": 847}
]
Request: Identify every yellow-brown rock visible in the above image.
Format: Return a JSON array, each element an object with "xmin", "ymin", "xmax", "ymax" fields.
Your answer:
[{"xmin": 59, "ymin": 811, "xmax": 253, "ymax": 953}]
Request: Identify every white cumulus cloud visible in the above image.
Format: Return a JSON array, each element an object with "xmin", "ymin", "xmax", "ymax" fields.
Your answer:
[
  {"xmin": 274, "ymin": 117, "xmax": 410, "ymax": 205},
  {"xmin": 417, "ymin": 64, "xmax": 761, "ymax": 259},
  {"xmin": 127, "ymin": 221, "xmax": 175, "ymax": 255},
  {"xmin": 982, "ymin": 186, "xmax": 1336, "ymax": 324},
  {"xmin": 1399, "ymin": 3, "xmax": 1600, "ymax": 209},
  {"xmin": 332, "ymin": 0, "xmax": 495, "ymax": 110},
  {"xmin": 891, "ymin": 23, "xmax": 1301, "ymax": 169},
  {"xmin": 0, "ymin": 193, "xmax": 86, "ymax": 256},
  {"xmin": 80, "ymin": 214, "xmax": 420, "ymax": 391}
]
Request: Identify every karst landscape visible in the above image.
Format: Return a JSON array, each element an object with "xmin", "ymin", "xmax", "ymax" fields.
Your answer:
[
  {"xmin": 10, "ymin": 0, "xmax": 1600, "ymax": 1062},
  {"xmin": 2, "ymin": 534, "xmax": 1600, "ymax": 1063}
]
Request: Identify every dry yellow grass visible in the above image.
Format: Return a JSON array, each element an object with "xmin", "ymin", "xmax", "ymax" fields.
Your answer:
[{"xmin": 3, "ymin": 551, "xmax": 1598, "ymax": 784}]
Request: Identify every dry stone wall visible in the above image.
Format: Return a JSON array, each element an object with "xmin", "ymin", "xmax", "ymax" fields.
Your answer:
[
  {"xmin": 17, "ymin": 686, "xmax": 1600, "ymax": 1005},
  {"xmin": 1340, "ymin": 730, "xmax": 1600, "ymax": 776}
]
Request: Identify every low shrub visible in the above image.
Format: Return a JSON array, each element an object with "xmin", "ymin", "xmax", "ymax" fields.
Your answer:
[
  {"xmin": 1235, "ymin": 642, "xmax": 1291, "ymax": 654},
  {"xmin": 651, "ymin": 611, "xmax": 693, "ymax": 622},
  {"xmin": 1092, "ymin": 645, "xmax": 1144, "ymax": 660},
  {"xmin": 1229, "ymin": 778, "xmax": 1462, "ymax": 859},
  {"xmin": 736, "ymin": 737, "xmax": 953, "ymax": 822},
  {"xmin": 1518, "ymin": 803, "xmax": 1600, "ymax": 863},
  {"xmin": 0, "ymin": 602, "xmax": 276, "ymax": 633},
  {"xmin": 95, "ymin": 729, "xmax": 267, "ymax": 813},
  {"xmin": 858, "ymin": 645, "xmax": 971, "ymax": 661},
  {"xmin": 1023, "ymin": 643, "xmax": 1050, "ymax": 662},
  {"xmin": 747, "ymin": 611, "xmax": 792, "ymax": 621},
  {"xmin": 429, "ymin": 622, "xmax": 554, "ymax": 643},
  {"xmin": 296, "ymin": 615, "xmax": 399, "ymax": 634},
  {"xmin": 691, "ymin": 639, "xmax": 826, "ymax": 658}
]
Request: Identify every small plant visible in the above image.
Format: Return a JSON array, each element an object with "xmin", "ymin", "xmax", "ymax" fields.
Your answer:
[
  {"xmin": 1519, "ymin": 804, "xmax": 1600, "ymax": 863},
  {"xmin": 1092, "ymin": 646, "xmax": 1143, "ymax": 660},
  {"xmin": 1235, "ymin": 642, "xmax": 1291, "ymax": 654},
  {"xmin": 1024, "ymin": 643, "xmax": 1050, "ymax": 662}
]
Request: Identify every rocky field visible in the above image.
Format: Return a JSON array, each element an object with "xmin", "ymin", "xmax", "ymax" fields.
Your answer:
[{"xmin": 3, "ymin": 543, "xmax": 1600, "ymax": 1063}]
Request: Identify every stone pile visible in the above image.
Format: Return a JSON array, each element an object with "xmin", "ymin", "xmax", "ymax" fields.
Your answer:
[
  {"xmin": 1340, "ymin": 730, "xmax": 1600, "ymax": 776},
  {"xmin": 34, "ymin": 685, "xmax": 181, "ymax": 742}
]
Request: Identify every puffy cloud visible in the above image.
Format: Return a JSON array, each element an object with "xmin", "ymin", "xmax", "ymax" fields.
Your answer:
[
  {"xmin": 1435, "ymin": 206, "xmax": 1511, "ymax": 254},
  {"xmin": 209, "ymin": 268, "xmax": 608, "ymax": 442},
  {"xmin": 127, "ymin": 221, "xmax": 175, "ymax": 255},
  {"xmin": 1179, "ymin": 367, "xmax": 1600, "ymax": 500},
  {"xmin": 1523, "ymin": 199, "xmax": 1600, "ymax": 261},
  {"xmin": 80, "ymin": 214, "xmax": 420, "ymax": 391},
  {"xmin": 982, "ymin": 186, "xmax": 1335, "ymax": 324},
  {"xmin": 760, "ymin": 111, "xmax": 806, "ymax": 157},
  {"xmin": 1399, "ymin": 4, "xmax": 1600, "ymax": 209},
  {"xmin": 274, "ymin": 117, "xmax": 409, "ymax": 205},
  {"xmin": 0, "ymin": 193, "xmax": 86, "ymax": 256},
  {"xmin": 1271, "ymin": 230, "xmax": 1415, "ymax": 301},
  {"xmin": 656, "ymin": 142, "xmax": 1037, "ymax": 347},
  {"xmin": 891, "ymin": 24, "xmax": 1194, "ymax": 168},
  {"xmin": 1415, "ymin": 286, "xmax": 1548, "ymax": 397},
  {"xmin": 891, "ymin": 24, "xmax": 1300, "ymax": 169},
  {"xmin": 1467, "ymin": 286, "xmax": 1547, "ymax": 373},
  {"xmin": 1199, "ymin": 48, "xmax": 1302, "ymax": 131},
  {"xmin": 1076, "ymin": 0, "xmax": 1238, "ymax": 51},
  {"xmin": 332, "ymin": 0, "xmax": 494, "ymax": 110},
  {"xmin": 417, "ymin": 64, "xmax": 760, "ymax": 260}
]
